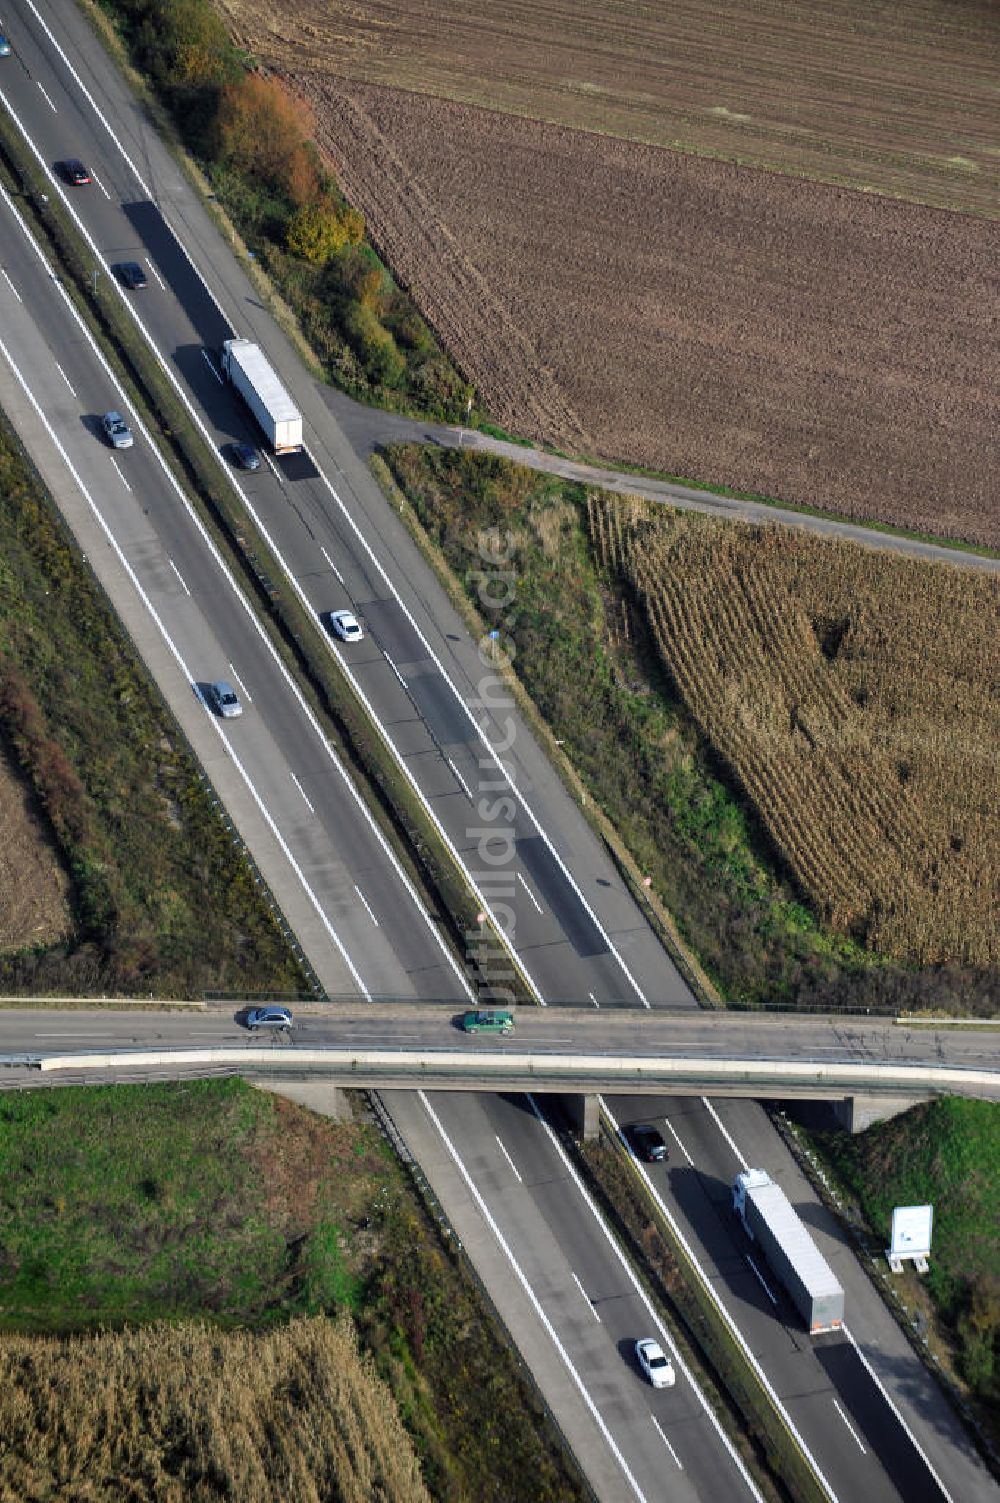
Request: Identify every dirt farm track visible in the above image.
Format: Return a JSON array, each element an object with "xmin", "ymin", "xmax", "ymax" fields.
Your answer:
[{"xmin": 220, "ymin": 1, "xmax": 1000, "ymax": 545}]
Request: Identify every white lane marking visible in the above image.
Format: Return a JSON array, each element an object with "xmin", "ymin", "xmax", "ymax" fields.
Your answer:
[
  {"xmin": 588, "ymin": 991, "xmax": 598, "ymax": 1007},
  {"xmin": 447, "ymin": 756, "xmax": 473, "ymax": 801},
  {"xmin": 701, "ymin": 1096, "xmax": 748, "ymax": 1170},
  {"xmin": 662, "ymin": 1117, "xmax": 694, "ymax": 1165},
  {"xmin": 227, "ymin": 663, "xmax": 252, "ymax": 704},
  {"xmin": 1, "ymin": 268, "xmax": 21, "ymax": 301},
  {"xmin": 832, "ymin": 1399, "xmax": 866, "ymax": 1455},
  {"xmin": 53, "ymin": 360, "xmax": 76, "ymax": 397},
  {"xmin": 843, "ymin": 1326, "xmax": 954, "ymax": 1502},
  {"xmin": 650, "ymin": 1416, "xmax": 683, "ymax": 1469},
  {"xmin": 746, "ymin": 1256, "xmax": 778, "ymax": 1305},
  {"xmin": 495, "ymin": 1134, "xmax": 522, "ymax": 1182},
  {"xmin": 36, "ymin": 82, "xmax": 57, "ymax": 112},
  {"xmin": 0, "ymin": 107, "xmax": 470, "ymax": 1007},
  {"xmin": 263, "ymin": 450, "xmax": 280, "ymax": 478},
  {"xmin": 167, "ymin": 558, "xmax": 191, "ymax": 596},
  {"xmin": 143, "ymin": 256, "xmax": 165, "ymax": 290},
  {"xmin": 90, "ymin": 169, "xmax": 110, "ymax": 200},
  {"xmin": 320, "ymin": 545, "xmax": 344, "ymax": 583},
  {"xmin": 383, "ymin": 650, "xmax": 407, "ymax": 688},
  {"xmin": 289, "ymin": 771, "xmax": 314, "ymax": 814},
  {"xmin": 418, "ymin": 1092, "xmax": 649, "ymax": 1503},
  {"xmin": 353, "ymin": 885, "xmax": 379, "ymax": 927},
  {"xmin": 0, "ymin": 296, "xmax": 371, "ymax": 1000},
  {"xmin": 571, "ymin": 1270, "xmax": 600, "ymax": 1321},
  {"xmin": 516, "ymin": 871, "xmax": 543, "ymax": 914},
  {"xmin": 599, "ymin": 1099, "xmax": 830, "ymax": 1502},
  {"xmin": 311, "ymin": 449, "xmax": 649, "ymax": 1009},
  {"xmin": 110, "ymin": 456, "xmax": 131, "ymax": 492},
  {"xmin": 200, "ymin": 348, "xmax": 224, "ymax": 385}
]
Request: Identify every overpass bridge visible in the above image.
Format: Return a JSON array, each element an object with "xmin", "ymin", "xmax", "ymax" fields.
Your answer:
[{"xmin": 2, "ymin": 1003, "xmax": 998, "ymax": 1130}]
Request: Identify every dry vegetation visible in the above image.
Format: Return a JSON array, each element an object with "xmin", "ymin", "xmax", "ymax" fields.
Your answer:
[
  {"xmin": 0, "ymin": 1317, "xmax": 430, "ymax": 1503},
  {"xmin": 588, "ymin": 492, "xmax": 999, "ymax": 964},
  {"xmin": 0, "ymin": 742, "xmax": 70, "ymax": 950},
  {"xmin": 216, "ymin": 0, "xmax": 1000, "ymax": 547},
  {"xmin": 219, "ymin": 0, "xmax": 1000, "ymax": 217}
]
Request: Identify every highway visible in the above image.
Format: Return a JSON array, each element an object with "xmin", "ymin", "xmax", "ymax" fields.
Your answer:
[{"xmin": 0, "ymin": 7, "xmax": 996, "ymax": 1501}]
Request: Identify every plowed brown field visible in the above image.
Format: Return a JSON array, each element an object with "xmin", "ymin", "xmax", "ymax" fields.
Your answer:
[
  {"xmin": 219, "ymin": 0, "xmax": 999, "ymax": 543},
  {"xmin": 300, "ymin": 82, "xmax": 997, "ymax": 544},
  {"xmin": 219, "ymin": 0, "xmax": 1000, "ymax": 218}
]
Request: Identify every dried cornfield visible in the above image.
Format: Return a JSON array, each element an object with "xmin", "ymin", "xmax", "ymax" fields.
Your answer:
[
  {"xmin": 0, "ymin": 1316, "xmax": 430, "ymax": 1503},
  {"xmin": 588, "ymin": 492, "xmax": 1000, "ymax": 964}
]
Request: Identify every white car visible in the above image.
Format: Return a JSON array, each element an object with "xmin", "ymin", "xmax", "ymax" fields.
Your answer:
[
  {"xmin": 325, "ymin": 609, "xmax": 363, "ymax": 642},
  {"xmin": 635, "ymin": 1338, "xmax": 676, "ymax": 1389}
]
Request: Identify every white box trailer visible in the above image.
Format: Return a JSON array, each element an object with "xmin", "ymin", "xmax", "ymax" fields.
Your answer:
[
  {"xmin": 221, "ymin": 338, "xmax": 302, "ymax": 454},
  {"xmin": 733, "ymin": 1169, "xmax": 844, "ymax": 1333}
]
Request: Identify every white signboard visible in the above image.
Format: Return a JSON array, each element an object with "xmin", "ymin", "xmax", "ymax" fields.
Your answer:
[{"xmin": 889, "ymin": 1203, "xmax": 933, "ymax": 1261}]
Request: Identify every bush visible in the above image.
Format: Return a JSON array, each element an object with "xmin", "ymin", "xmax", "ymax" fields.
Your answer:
[
  {"xmin": 213, "ymin": 74, "xmax": 318, "ymax": 206},
  {"xmin": 344, "ymin": 303, "xmax": 406, "ymax": 388},
  {"xmin": 286, "ymin": 199, "xmax": 351, "ymax": 264}
]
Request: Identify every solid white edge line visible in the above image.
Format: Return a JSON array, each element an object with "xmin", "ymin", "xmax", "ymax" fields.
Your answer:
[
  {"xmin": 529, "ymin": 1095, "xmax": 767, "ymax": 1501},
  {"xmin": 842, "ymin": 1325, "xmax": 954, "ymax": 1502},
  {"xmin": 4, "ymin": 29, "xmax": 577, "ymax": 1013},
  {"xmin": 309, "ymin": 451, "xmax": 651, "ymax": 1007},
  {"xmin": 417, "ymin": 1091, "xmax": 649, "ymax": 1503},
  {"xmin": 0, "ymin": 326, "xmax": 370, "ymax": 999},
  {"xmin": 0, "ymin": 147, "xmax": 472, "ymax": 1004},
  {"xmin": 598, "ymin": 1098, "xmax": 829, "ymax": 1503}
]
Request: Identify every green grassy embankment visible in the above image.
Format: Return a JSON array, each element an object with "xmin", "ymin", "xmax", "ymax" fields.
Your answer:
[
  {"xmin": 0, "ymin": 422, "xmax": 307, "ymax": 999},
  {"xmin": 810, "ymin": 1098, "xmax": 1000, "ymax": 1440},
  {"xmin": 0, "ymin": 1078, "xmax": 589, "ymax": 1502}
]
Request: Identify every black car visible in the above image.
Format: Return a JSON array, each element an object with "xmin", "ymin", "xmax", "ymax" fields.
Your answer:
[
  {"xmin": 114, "ymin": 260, "xmax": 148, "ymax": 290},
  {"xmin": 229, "ymin": 442, "xmax": 261, "ymax": 472},
  {"xmin": 59, "ymin": 158, "xmax": 91, "ymax": 185},
  {"xmin": 628, "ymin": 1123, "xmax": 668, "ymax": 1163}
]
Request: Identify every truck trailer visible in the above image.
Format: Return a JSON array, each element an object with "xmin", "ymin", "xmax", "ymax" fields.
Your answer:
[
  {"xmin": 733, "ymin": 1168, "xmax": 844, "ymax": 1333},
  {"xmin": 221, "ymin": 338, "xmax": 302, "ymax": 454}
]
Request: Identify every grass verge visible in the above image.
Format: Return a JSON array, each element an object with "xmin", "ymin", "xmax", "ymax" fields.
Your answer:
[
  {"xmin": 0, "ymin": 1077, "xmax": 590, "ymax": 1501},
  {"xmin": 378, "ymin": 442, "xmax": 996, "ymax": 1015},
  {"xmin": 0, "ymin": 101, "xmax": 525, "ymax": 1004},
  {"xmin": 801, "ymin": 1098, "xmax": 1000, "ymax": 1460}
]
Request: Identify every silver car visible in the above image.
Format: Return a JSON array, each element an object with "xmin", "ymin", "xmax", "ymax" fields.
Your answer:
[
  {"xmin": 246, "ymin": 1007, "xmax": 293, "ymax": 1032},
  {"xmin": 102, "ymin": 410, "xmax": 133, "ymax": 450},
  {"xmin": 205, "ymin": 680, "xmax": 242, "ymax": 718}
]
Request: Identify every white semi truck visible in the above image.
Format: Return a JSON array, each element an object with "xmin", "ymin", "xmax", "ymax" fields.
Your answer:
[
  {"xmin": 221, "ymin": 338, "xmax": 303, "ymax": 454},
  {"xmin": 733, "ymin": 1168, "xmax": 844, "ymax": 1333}
]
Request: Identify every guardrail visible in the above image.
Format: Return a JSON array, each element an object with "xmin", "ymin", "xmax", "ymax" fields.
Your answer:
[{"xmin": 16, "ymin": 1047, "xmax": 1000, "ymax": 1101}]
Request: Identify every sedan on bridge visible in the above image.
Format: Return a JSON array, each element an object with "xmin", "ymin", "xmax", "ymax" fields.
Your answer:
[
  {"xmin": 246, "ymin": 1007, "xmax": 293, "ymax": 1032},
  {"xmin": 460, "ymin": 1009, "xmax": 514, "ymax": 1035}
]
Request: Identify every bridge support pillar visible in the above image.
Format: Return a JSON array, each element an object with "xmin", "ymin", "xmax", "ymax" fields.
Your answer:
[
  {"xmin": 834, "ymin": 1095, "xmax": 917, "ymax": 1134},
  {"xmin": 561, "ymin": 1093, "xmax": 601, "ymax": 1141}
]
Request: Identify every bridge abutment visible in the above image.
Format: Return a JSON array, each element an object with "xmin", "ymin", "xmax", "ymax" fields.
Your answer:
[{"xmin": 833, "ymin": 1094, "xmax": 919, "ymax": 1133}]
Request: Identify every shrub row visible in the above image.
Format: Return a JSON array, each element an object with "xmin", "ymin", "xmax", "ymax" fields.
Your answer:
[{"xmin": 96, "ymin": 0, "xmax": 473, "ymax": 422}]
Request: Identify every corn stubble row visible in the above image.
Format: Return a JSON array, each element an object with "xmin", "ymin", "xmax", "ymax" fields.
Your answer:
[
  {"xmin": 588, "ymin": 493, "xmax": 999, "ymax": 965},
  {"xmin": 0, "ymin": 1317, "xmax": 429, "ymax": 1503}
]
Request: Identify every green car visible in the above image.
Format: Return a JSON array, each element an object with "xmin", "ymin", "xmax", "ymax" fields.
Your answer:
[{"xmin": 461, "ymin": 1009, "xmax": 515, "ymax": 1035}]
